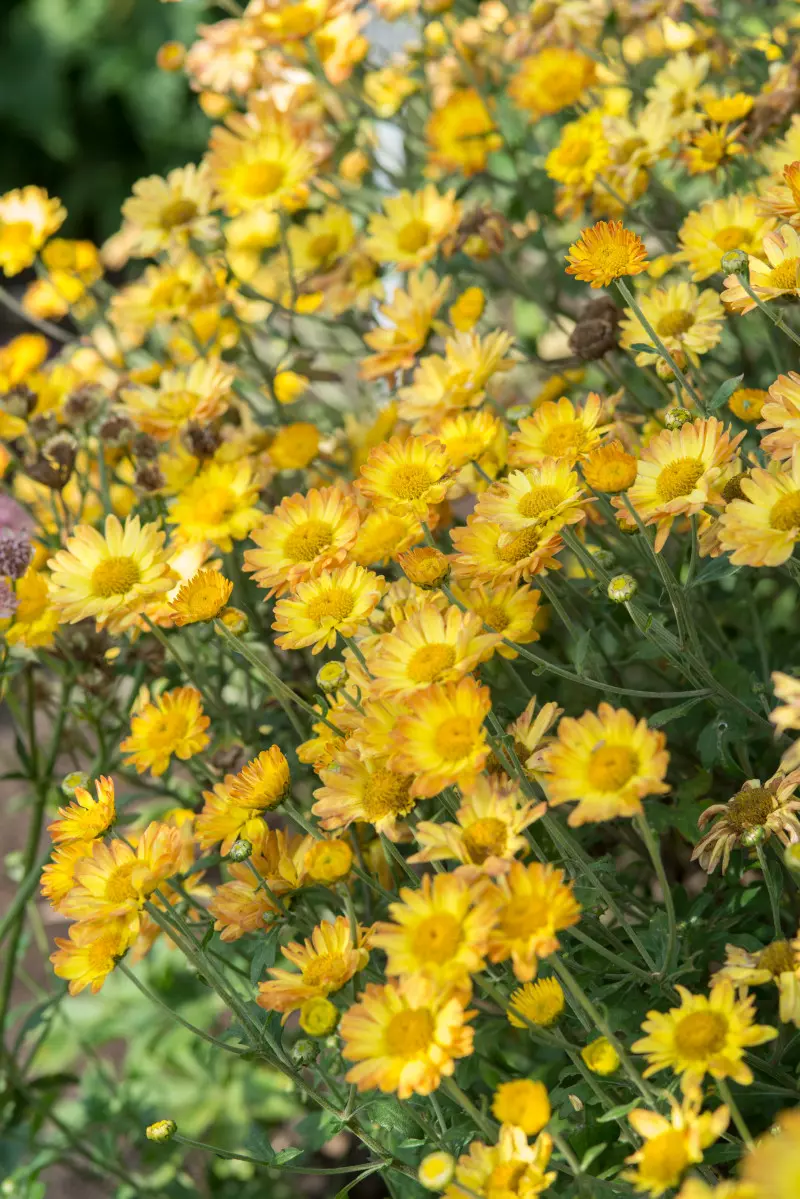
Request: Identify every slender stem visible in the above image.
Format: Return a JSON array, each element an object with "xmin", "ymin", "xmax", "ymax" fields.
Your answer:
[
  {"xmin": 755, "ymin": 843, "xmax": 783, "ymax": 940},
  {"xmin": 634, "ymin": 811, "xmax": 678, "ymax": 977},
  {"xmin": 118, "ymin": 962, "xmax": 247, "ymax": 1055},
  {"xmin": 245, "ymin": 858, "xmax": 289, "ymax": 915},
  {"xmin": 442, "ymin": 1077, "xmax": 496, "ymax": 1139},
  {"xmin": 738, "ymin": 275, "xmax": 800, "ymax": 350},
  {"xmin": 615, "ymin": 278, "xmax": 704, "ymax": 409},
  {"xmin": 142, "ymin": 615, "xmax": 224, "ymax": 716},
  {"xmin": 173, "ymin": 1133, "xmax": 388, "ymax": 1174},
  {"xmin": 0, "ymin": 282, "xmax": 71, "ymax": 342},
  {"xmin": 551, "ymin": 1130, "xmax": 582, "ymax": 1177},
  {"xmin": 716, "ymin": 1079, "xmax": 754, "ymax": 1150}
]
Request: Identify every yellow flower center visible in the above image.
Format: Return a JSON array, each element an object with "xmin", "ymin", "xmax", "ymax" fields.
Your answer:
[
  {"xmin": 302, "ymin": 953, "xmax": 350, "ymax": 990},
  {"xmin": 388, "ymin": 463, "xmax": 434, "ymax": 501},
  {"xmin": 462, "ymin": 816, "xmax": 508, "ymax": 863},
  {"xmin": 202, "ymin": 487, "xmax": 237, "ymax": 526},
  {"xmin": 148, "ymin": 709, "xmax": 193, "ymax": 748},
  {"xmin": 413, "ymin": 914, "xmax": 463, "ymax": 964},
  {"xmin": 436, "ymin": 716, "xmax": 477, "ymax": 760},
  {"xmin": 407, "ymin": 643, "xmax": 457, "ymax": 684},
  {"xmin": 306, "ymin": 587, "xmax": 356, "ymax": 625},
  {"xmin": 498, "ymin": 525, "xmax": 544, "ymax": 564},
  {"xmin": 309, "ymin": 232, "xmax": 339, "ymax": 262},
  {"xmin": 501, "ymin": 895, "xmax": 549, "ymax": 940},
  {"xmin": 362, "ymin": 767, "xmax": 415, "ymax": 821},
  {"xmin": 770, "ymin": 491, "xmax": 800, "ymax": 532},
  {"xmin": 160, "ymin": 198, "xmax": 199, "ymax": 229},
  {"xmin": 639, "ymin": 1130, "xmax": 691, "ymax": 1186},
  {"xmin": 283, "ymin": 519, "xmax": 334, "ymax": 562},
  {"xmin": 674, "ymin": 1009, "xmax": 728, "ymax": 1059},
  {"xmin": 714, "ymin": 225, "xmax": 749, "ymax": 251},
  {"xmin": 487, "ymin": 1162, "xmax": 528, "ymax": 1194},
  {"xmin": 655, "ymin": 457, "xmax": 705, "ymax": 501},
  {"xmin": 587, "ymin": 744, "xmax": 639, "ymax": 792},
  {"xmin": 558, "ymin": 136, "xmax": 595, "ymax": 168},
  {"xmin": 85, "ymin": 935, "xmax": 120, "ymax": 973},
  {"xmin": 384, "ymin": 1008, "xmax": 434, "ymax": 1055},
  {"xmin": 479, "ymin": 604, "xmax": 510, "ymax": 633},
  {"xmin": 517, "ymin": 485, "xmax": 564, "ymax": 519},
  {"xmin": 103, "ymin": 861, "xmax": 142, "ymax": 905},
  {"xmin": 182, "ymin": 581, "xmax": 227, "ymax": 620},
  {"xmin": 238, "ymin": 159, "xmax": 287, "ymax": 199},
  {"xmin": 726, "ymin": 786, "xmax": 776, "ymax": 832},
  {"xmin": 541, "ymin": 422, "xmax": 585, "ymax": 459},
  {"xmin": 765, "ymin": 257, "xmax": 800, "ymax": 290},
  {"xmin": 757, "ymin": 939, "xmax": 795, "ymax": 976},
  {"xmin": 592, "ymin": 242, "xmax": 636, "ymax": 279},
  {"xmin": 397, "ymin": 219, "xmax": 431, "ymax": 255},
  {"xmin": 91, "ymin": 555, "xmax": 142, "ymax": 598},
  {"xmin": 656, "ymin": 309, "xmax": 695, "ymax": 338}
]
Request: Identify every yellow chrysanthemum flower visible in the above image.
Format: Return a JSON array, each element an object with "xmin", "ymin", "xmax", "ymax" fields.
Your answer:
[
  {"xmin": 351, "ymin": 509, "xmax": 424, "ymax": 567},
  {"xmin": 367, "ymin": 604, "xmax": 500, "ymax": 698},
  {"xmin": 741, "ymin": 1107, "xmax": 800, "ymax": 1199},
  {"xmin": 433, "ymin": 410, "xmax": 502, "ymax": 473},
  {"xmin": 583, "ymin": 440, "xmax": 638, "ymax": 494},
  {"xmin": 40, "ymin": 840, "xmax": 95, "ymax": 914},
  {"xmin": 721, "ymin": 224, "xmax": 800, "ymax": 313},
  {"xmin": 566, "ymin": 220, "xmax": 649, "ymax": 289},
  {"xmin": 508, "ymin": 395, "xmax": 610, "ymax": 469},
  {"xmin": 313, "ymin": 748, "xmax": 416, "ymax": 840},
  {"xmin": 0, "ymin": 186, "xmax": 66, "ymax": 276},
  {"xmin": 120, "ymin": 358, "xmax": 234, "ymax": 440},
  {"xmin": 169, "ymin": 460, "xmax": 262, "ymax": 552},
  {"xmin": 209, "ymin": 827, "xmax": 312, "ymax": 940},
  {"xmin": 205, "ymin": 103, "xmax": 316, "ymax": 215},
  {"xmin": 677, "ymin": 194, "xmax": 774, "ymax": 281},
  {"xmin": 4, "ymin": 567, "xmax": 60, "ymax": 649},
  {"xmin": 728, "ymin": 387, "xmax": 767, "ymax": 423},
  {"xmin": 452, "ymin": 580, "xmax": 542, "ymax": 659},
  {"xmin": 507, "ymin": 978, "xmax": 565, "ymax": 1029},
  {"xmin": 120, "ymin": 685, "xmax": 210, "ymax": 777},
  {"xmin": 168, "ymin": 568, "xmax": 233, "ymax": 626},
  {"xmin": 48, "ymin": 776, "xmax": 116, "ymax": 844},
  {"xmin": 492, "ymin": 1081, "xmax": 550, "ymax": 1138},
  {"xmin": 365, "ymin": 185, "xmax": 461, "ymax": 270},
  {"xmin": 245, "ymin": 485, "xmax": 360, "ymax": 597},
  {"xmin": 389, "ymin": 676, "xmax": 492, "ymax": 799},
  {"xmin": 257, "ymin": 917, "xmax": 369, "ymax": 1021},
  {"xmin": 426, "ymin": 89, "xmax": 501, "ymax": 178},
  {"xmin": 120, "ymin": 164, "xmax": 217, "ymax": 257},
  {"xmin": 623, "ymin": 1088, "xmax": 730, "ymax": 1198},
  {"xmin": 718, "ymin": 449, "xmax": 800, "ymax": 566},
  {"xmin": 475, "ymin": 461, "xmax": 587, "ymax": 536},
  {"xmin": 61, "ymin": 822, "xmax": 183, "ymax": 923},
  {"xmin": 304, "ymin": 838, "xmax": 353, "ymax": 884},
  {"xmin": 339, "ymin": 974, "xmax": 475, "ymax": 1099},
  {"xmin": 620, "ymin": 282, "xmax": 725, "ymax": 367},
  {"xmin": 510, "ymin": 47, "xmax": 596, "ymax": 117},
  {"xmin": 542, "ymin": 703, "xmax": 669, "ymax": 826},
  {"xmin": 360, "ymin": 271, "xmax": 450, "ymax": 381},
  {"xmin": 759, "ymin": 371, "xmax": 800, "ymax": 461},
  {"xmin": 273, "ymin": 563, "xmax": 385, "ymax": 653},
  {"xmin": 633, "ymin": 981, "xmax": 777, "ymax": 1090},
  {"xmin": 196, "ymin": 745, "xmax": 290, "ymax": 851},
  {"xmin": 713, "ymin": 937, "xmax": 800, "ymax": 1027},
  {"xmin": 545, "ymin": 110, "xmax": 610, "ymax": 191},
  {"xmin": 445, "ymin": 1124, "xmax": 555, "ymax": 1199},
  {"xmin": 450, "ymin": 515, "xmax": 564, "ymax": 588},
  {"xmin": 582, "ymin": 1036, "xmax": 620, "ymax": 1075},
  {"xmin": 483, "ymin": 860, "xmax": 581, "ymax": 982},
  {"xmin": 51, "ymin": 916, "xmax": 138, "ymax": 996},
  {"xmin": 358, "ymin": 435, "xmax": 452, "ymax": 519},
  {"xmin": 47, "ymin": 514, "xmax": 173, "ymax": 632},
  {"xmin": 287, "ymin": 205, "xmax": 355, "ymax": 279},
  {"xmin": 398, "ymin": 331, "xmax": 515, "ymax": 432}
]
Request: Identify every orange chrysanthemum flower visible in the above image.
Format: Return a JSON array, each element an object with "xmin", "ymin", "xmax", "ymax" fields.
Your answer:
[{"xmin": 566, "ymin": 221, "xmax": 649, "ymax": 289}]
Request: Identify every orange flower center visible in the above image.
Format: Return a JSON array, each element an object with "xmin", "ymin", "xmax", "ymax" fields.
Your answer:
[
  {"xmin": 656, "ymin": 309, "xmax": 695, "ymax": 338},
  {"xmin": 501, "ymin": 895, "xmax": 549, "ymax": 940},
  {"xmin": 498, "ymin": 525, "xmax": 545, "ymax": 564},
  {"xmin": 587, "ymin": 744, "xmax": 639, "ymax": 792},
  {"xmin": 92, "ymin": 555, "xmax": 141, "ymax": 598},
  {"xmin": 436, "ymin": 716, "xmax": 477, "ymax": 760},
  {"xmin": 765, "ymin": 257, "xmax": 800, "ymax": 290},
  {"xmin": 757, "ymin": 939, "xmax": 795, "ymax": 977},
  {"xmin": 302, "ymin": 953, "xmax": 350, "ymax": 990},
  {"xmin": 639, "ymin": 1130, "xmax": 690, "ymax": 1186},
  {"xmin": 770, "ymin": 491, "xmax": 800, "ymax": 532},
  {"xmin": 517, "ymin": 484, "xmax": 564, "ymax": 519},
  {"xmin": 655, "ymin": 457, "xmax": 705, "ymax": 501},
  {"xmin": 397, "ymin": 219, "xmax": 431, "ymax": 255},
  {"xmin": 726, "ymin": 786, "xmax": 776, "ymax": 832},
  {"xmin": 384, "ymin": 1007, "xmax": 434, "ymax": 1055},
  {"xmin": 306, "ymin": 587, "xmax": 356, "ymax": 625},
  {"xmin": 714, "ymin": 225, "xmax": 749, "ymax": 251},
  {"xmin": 283, "ymin": 519, "xmax": 334, "ymax": 562},
  {"xmin": 541, "ymin": 422, "xmax": 585, "ymax": 459},
  {"xmin": 674, "ymin": 1009, "xmax": 728, "ymax": 1059},
  {"xmin": 238, "ymin": 159, "xmax": 287, "ymax": 199},
  {"xmin": 463, "ymin": 816, "xmax": 508, "ymax": 863},
  {"xmin": 479, "ymin": 604, "xmax": 510, "ymax": 633},
  {"xmin": 160, "ymin": 198, "xmax": 199, "ymax": 229},
  {"xmin": 389, "ymin": 463, "xmax": 434, "ymax": 501},
  {"xmin": 413, "ymin": 914, "xmax": 463, "ymax": 964},
  {"xmin": 362, "ymin": 767, "xmax": 415, "ymax": 821},
  {"xmin": 407, "ymin": 643, "xmax": 457, "ymax": 684}
]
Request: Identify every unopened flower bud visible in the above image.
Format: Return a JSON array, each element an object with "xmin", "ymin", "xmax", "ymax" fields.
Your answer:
[
  {"xmin": 146, "ymin": 1119, "xmax": 177, "ymax": 1143},
  {"xmin": 506, "ymin": 404, "xmax": 532, "ymax": 423},
  {"xmin": 418, "ymin": 1152, "xmax": 456, "ymax": 1191},
  {"xmin": 305, "ymin": 838, "xmax": 353, "ymax": 884},
  {"xmin": 591, "ymin": 548, "xmax": 615, "ymax": 571},
  {"xmin": 229, "ymin": 839, "xmax": 253, "ymax": 862},
  {"xmin": 317, "ymin": 660, "xmax": 347, "ymax": 693},
  {"xmin": 664, "ymin": 407, "xmax": 692, "ymax": 430},
  {"xmin": 398, "ymin": 545, "xmax": 450, "ymax": 589},
  {"xmin": 721, "ymin": 249, "xmax": 749, "ymax": 275},
  {"xmin": 607, "ymin": 574, "xmax": 637, "ymax": 603},
  {"xmin": 581, "ymin": 1036, "xmax": 620, "ymax": 1076},
  {"xmin": 299, "ymin": 996, "xmax": 339, "ymax": 1037},
  {"xmin": 61, "ymin": 771, "xmax": 89, "ymax": 797},
  {"xmin": 742, "ymin": 825, "xmax": 766, "ymax": 847},
  {"xmin": 216, "ymin": 607, "xmax": 248, "ymax": 636},
  {"xmin": 290, "ymin": 1037, "xmax": 319, "ymax": 1066}
]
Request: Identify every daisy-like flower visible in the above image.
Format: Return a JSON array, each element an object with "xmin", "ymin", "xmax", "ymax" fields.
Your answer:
[
  {"xmin": 507, "ymin": 978, "xmax": 565, "ymax": 1029},
  {"xmin": 506, "ymin": 697, "xmax": 564, "ymax": 780},
  {"xmin": 426, "ymin": 89, "xmax": 501, "ymax": 178},
  {"xmin": 728, "ymin": 387, "xmax": 767, "ymax": 423},
  {"xmin": 761, "ymin": 160, "xmax": 800, "ymax": 227},
  {"xmin": 358, "ymin": 435, "xmax": 452, "ymax": 519},
  {"xmin": 120, "ymin": 359, "xmax": 234, "ymax": 441},
  {"xmin": 351, "ymin": 509, "xmax": 424, "ymax": 567},
  {"xmin": 475, "ymin": 461, "xmax": 587, "ymax": 535},
  {"xmin": 445, "ymin": 1124, "xmax": 555, "ymax": 1199},
  {"xmin": 713, "ymin": 936, "xmax": 800, "ymax": 1027},
  {"xmin": 622, "ymin": 417, "xmax": 744, "ymax": 550},
  {"xmin": 48, "ymin": 514, "xmax": 173, "ymax": 633},
  {"xmin": 373, "ymin": 872, "xmax": 496, "ymax": 991},
  {"xmin": 691, "ymin": 774, "xmax": 800, "ymax": 873},
  {"xmin": 721, "ymin": 225, "xmax": 800, "ymax": 313},
  {"xmin": 169, "ymin": 568, "xmax": 233, "ymax": 626},
  {"xmin": 452, "ymin": 580, "xmax": 542, "ymax": 659},
  {"xmin": 205, "ymin": 103, "xmax": 316, "ymax": 215},
  {"xmin": 583, "ymin": 440, "xmax": 638, "ymax": 493},
  {"xmin": 545, "ymin": 110, "xmax": 609, "ymax": 195},
  {"xmin": 61, "ymin": 822, "xmax": 183, "ymax": 923},
  {"xmin": 677, "ymin": 194, "xmax": 774, "ymax": 281},
  {"xmin": 398, "ymin": 331, "xmax": 515, "ymax": 432},
  {"xmin": 367, "ymin": 604, "xmax": 500, "ymax": 699},
  {"xmin": 273, "ymin": 564, "xmax": 385, "ymax": 654},
  {"xmin": 541, "ymin": 703, "xmax": 669, "ymax": 826},
  {"xmin": 433, "ymin": 410, "xmax": 504, "ymax": 472},
  {"xmin": 632, "ymin": 980, "xmax": 777, "ymax": 1090},
  {"xmin": 741, "ymin": 1107, "xmax": 800, "ymax": 1199},
  {"xmin": 759, "ymin": 371, "xmax": 800, "ymax": 461},
  {"xmin": 257, "ymin": 917, "xmax": 369, "ymax": 1022},
  {"xmin": 390, "ymin": 676, "xmax": 492, "ymax": 799},
  {"xmin": 313, "ymin": 748, "xmax": 416, "ymax": 840},
  {"xmin": 365, "ymin": 185, "xmax": 461, "ymax": 271},
  {"xmin": 339, "ymin": 974, "xmax": 475, "ymax": 1098},
  {"xmin": 48, "ymin": 776, "xmax": 116, "ymax": 844},
  {"xmin": 0, "ymin": 186, "xmax": 66, "ymax": 276},
  {"xmin": 450, "ymin": 516, "xmax": 565, "ymax": 588},
  {"xmin": 360, "ymin": 271, "xmax": 450, "ymax": 381},
  {"xmin": 245, "ymin": 485, "xmax": 360, "ymax": 597},
  {"xmin": 41, "ymin": 840, "xmax": 95, "ymax": 914},
  {"xmin": 619, "ymin": 282, "xmax": 725, "ymax": 367},
  {"xmin": 51, "ymin": 916, "xmax": 138, "ymax": 996},
  {"xmin": 623, "ymin": 1088, "xmax": 730, "ymax": 1198},
  {"xmin": 169, "ymin": 460, "xmax": 262, "ymax": 552},
  {"xmin": 510, "ymin": 46, "xmax": 595, "ymax": 117},
  {"xmin": 565, "ymin": 220, "xmax": 648, "ymax": 289},
  {"xmin": 286, "ymin": 205, "xmax": 355, "ymax": 279},
  {"xmin": 410, "ymin": 774, "xmax": 545, "ymax": 876},
  {"xmin": 508, "ymin": 395, "xmax": 610, "ymax": 469},
  {"xmin": 718, "ymin": 449, "xmax": 800, "ymax": 566},
  {"xmin": 482, "ymin": 860, "xmax": 581, "ymax": 982},
  {"xmin": 209, "ymin": 827, "xmax": 312, "ymax": 940},
  {"xmin": 120, "ymin": 164, "xmax": 217, "ymax": 257},
  {"xmin": 120, "ymin": 686, "xmax": 210, "ymax": 777},
  {"xmin": 684, "ymin": 124, "xmax": 745, "ymax": 176}
]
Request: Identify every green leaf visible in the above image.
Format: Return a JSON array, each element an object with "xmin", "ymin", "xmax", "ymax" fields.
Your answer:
[
  {"xmin": 648, "ymin": 695, "xmax": 706, "ymax": 727},
  {"xmin": 597, "ymin": 1100, "xmax": 639, "ymax": 1123},
  {"xmin": 708, "ymin": 373, "xmax": 744, "ymax": 410},
  {"xmin": 580, "ymin": 1142, "xmax": 609, "ymax": 1170},
  {"xmin": 572, "ymin": 629, "xmax": 592, "ymax": 676}
]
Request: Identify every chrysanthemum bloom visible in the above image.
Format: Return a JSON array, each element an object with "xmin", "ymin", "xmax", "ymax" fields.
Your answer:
[
  {"xmin": 169, "ymin": 460, "xmax": 262, "ymax": 552},
  {"xmin": 504, "ymin": 697, "xmax": 563, "ymax": 778},
  {"xmin": 268, "ymin": 422, "xmax": 320, "ymax": 472},
  {"xmin": 475, "ymin": 462, "xmax": 587, "ymax": 537},
  {"xmin": 339, "ymin": 974, "xmax": 475, "ymax": 1098},
  {"xmin": 287, "ymin": 205, "xmax": 355, "ymax": 279},
  {"xmin": 542, "ymin": 703, "xmax": 669, "ymax": 826},
  {"xmin": 445, "ymin": 1124, "xmax": 555, "ymax": 1199},
  {"xmin": 758, "ymin": 371, "xmax": 800, "ymax": 461},
  {"xmin": 741, "ymin": 1106, "xmax": 800, "ymax": 1199},
  {"xmin": 169, "ymin": 569, "xmax": 233, "ymax": 626},
  {"xmin": 398, "ymin": 546, "xmax": 450, "ymax": 590},
  {"xmin": 120, "ymin": 164, "xmax": 217, "ymax": 257},
  {"xmin": 492, "ymin": 1081, "xmax": 550, "ymax": 1138},
  {"xmin": 426, "ymin": 89, "xmax": 500, "ymax": 177},
  {"xmin": 245, "ymin": 486, "xmax": 360, "ymax": 597},
  {"xmin": 772, "ymin": 670, "xmax": 800, "ymax": 736},
  {"xmin": 365, "ymin": 185, "xmax": 461, "ymax": 271},
  {"xmin": 693, "ymin": 770, "xmax": 800, "ymax": 871},
  {"xmin": 209, "ymin": 827, "xmax": 312, "ymax": 941},
  {"xmin": 41, "ymin": 840, "xmax": 94, "ymax": 914},
  {"xmin": 351, "ymin": 510, "xmax": 424, "ymax": 567},
  {"xmin": 684, "ymin": 122, "xmax": 745, "ymax": 176},
  {"xmin": 714, "ymin": 936, "xmax": 800, "ymax": 1026},
  {"xmin": 452, "ymin": 581, "xmax": 542, "ymax": 660},
  {"xmin": 51, "ymin": 915, "xmax": 138, "ymax": 995},
  {"xmin": 205, "ymin": 103, "xmax": 316, "ymax": 215},
  {"xmin": 450, "ymin": 516, "xmax": 564, "ymax": 588},
  {"xmin": 47, "ymin": 514, "xmax": 173, "ymax": 632},
  {"xmin": 358, "ymin": 435, "xmax": 452, "ymax": 519},
  {"xmin": 633, "ymin": 980, "xmax": 777, "ymax": 1090},
  {"xmin": 121, "ymin": 358, "xmax": 233, "ymax": 440},
  {"xmin": 621, "ymin": 417, "xmax": 744, "ymax": 550},
  {"xmin": 61, "ymin": 822, "xmax": 183, "ymax": 923},
  {"xmin": 545, "ymin": 111, "xmax": 609, "ymax": 195},
  {"xmin": 583, "ymin": 440, "xmax": 638, "ymax": 493},
  {"xmin": 196, "ymin": 746, "xmax": 290, "ymax": 851},
  {"xmin": 566, "ymin": 221, "xmax": 648, "ymax": 289},
  {"xmin": 718, "ymin": 450, "xmax": 800, "ymax": 567},
  {"xmin": 410, "ymin": 774, "xmax": 545, "ymax": 876},
  {"xmin": 728, "ymin": 387, "xmax": 767, "ymax": 423},
  {"xmin": 48, "ymin": 776, "xmax": 116, "ymax": 844},
  {"xmin": 620, "ymin": 282, "xmax": 724, "ymax": 367},
  {"xmin": 273, "ymin": 564, "xmax": 385, "ymax": 653},
  {"xmin": 721, "ymin": 224, "xmax": 800, "ymax": 313},
  {"xmin": 257, "ymin": 917, "xmax": 369, "ymax": 1021},
  {"xmin": 623, "ymin": 1088, "xmax": 730, "ymax": 1198},
  {"xmin": 390, "ymin": 676, "xmax": 492, "ymax": 799},
  {"xmin": 581, "ymin": 1036, "xmax": 620, "ymax": 1075},
  {"xmin": 510, "ymin": 46, "xmax": 595, "ymax": 117},
  {"xmin": 507, "ymin": 978, "xmax": 565, "ymax": 1029},
  {"xmin": 367, "ymin": 604, "xmax": 500, "ymax": 699},
  {"xmin": 433, "ymin": 410, "xmax": 504, "ymax": 476},
  {"xmin": 398, "ymin": 331, "xmax": 516, "ymax": 433},
  {"xmin": 677, "ymin": 194, "xmax": 775, "ymax": 281},
  {"xmin": 0, "ymin": 186, "xmax": 66, "ymax": 276},
  {"xmin": 304, "ymin": 838, "xmax": 352, "ymax": 884},
  {"xmin": 120, "ymin": 686, "xmax": 210, "ymax": 777},
  {"xmin": 373, "ymin": 872, "xmax": 496, "ymax": 990},
  {"xmin": 483, "ymin": 860, "xmax": 581, "ymax": 982},
  {"xmin": 448, "ymin": 286, "xmax": 485, "ymax": 334},
  {"xmin": 2, "ymin": 568, "xmax": 59, "ymax": 649},
  {"xmin": 313, "ymin": 747, "xmax": 416, "ymax": 839},
  {"xmin": 360, "ymin": 271, "xmax": 450, "ymax": 381},
  {"xmin": 508, "ymin": 395, "xmax": 610, "ymax": 469}
]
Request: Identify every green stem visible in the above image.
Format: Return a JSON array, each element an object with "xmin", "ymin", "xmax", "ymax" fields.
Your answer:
[
  {"xmin": 118, "ymin": 962, "xmax": 247, "ymax": 1056},
  {"xmin": 716, "ymin": 1078, "xmax": 754, "ymax": 1150},
  {"xmin": 173, "ymin": 1133, "xmax": 388, "ymax": 1174},
  {"xmin": 0, "ymin": 282, "xmax": 72, "ymax": 342},
  {"xmin": 442, "ymin": 1077, "xmax": 496, "ymax": 1139},
  {"xmin": 142, "ymin": 615, "xmax": 224, "ymax": 717},
  {"xmin": 551, "ymin": 1130, "xmax": 582, "ymax": 1177},
  {"xmin": 755, "ymin": 843, "xmax": 783, "ymax": 940},
  {"xmin": 634, "ymin": 811, "xmax": 678, "ymax": 976},
  {"xmin": 215, "ymin": 618, "xmax": 316, "ymax": 737},
  {"xmin": 738, "ymin": 275, "xmax": 800, "ymax": 351},
  {"xmin": 615, "ymin": 278, "xmax": 704, "ymax": 410}
]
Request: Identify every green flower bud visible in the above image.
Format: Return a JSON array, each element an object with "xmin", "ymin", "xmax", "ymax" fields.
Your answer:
[
  {"xmin": 664, "ymin": 407, "xmax": 692, "ymax": 430},
  {"xmin": 290, "ymin": 1038, "xmax": 319, "ymax": 1066},
  {"xmin": 229, "ymin": 839, "xmax": 253, "ymax": 862},
  {"xmin": 61, "ymin": 771, "xmax": 89, "ymax": 797},
  {"xmin": 146, "ymin": 1119, "xmax": 177, "ymax": 1143},
  {"xmin": 607, "ymin": 574, "xmax": 637, "ymax": 603},
  {"xmin": 720, "ymin": 249, "xmax": 749, "ymax": 275}
]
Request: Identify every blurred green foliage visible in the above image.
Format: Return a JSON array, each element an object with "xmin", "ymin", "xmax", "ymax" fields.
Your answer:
[{"xmin": 0, "ymin": 0, "xmax": 212, "ymax": 242}]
